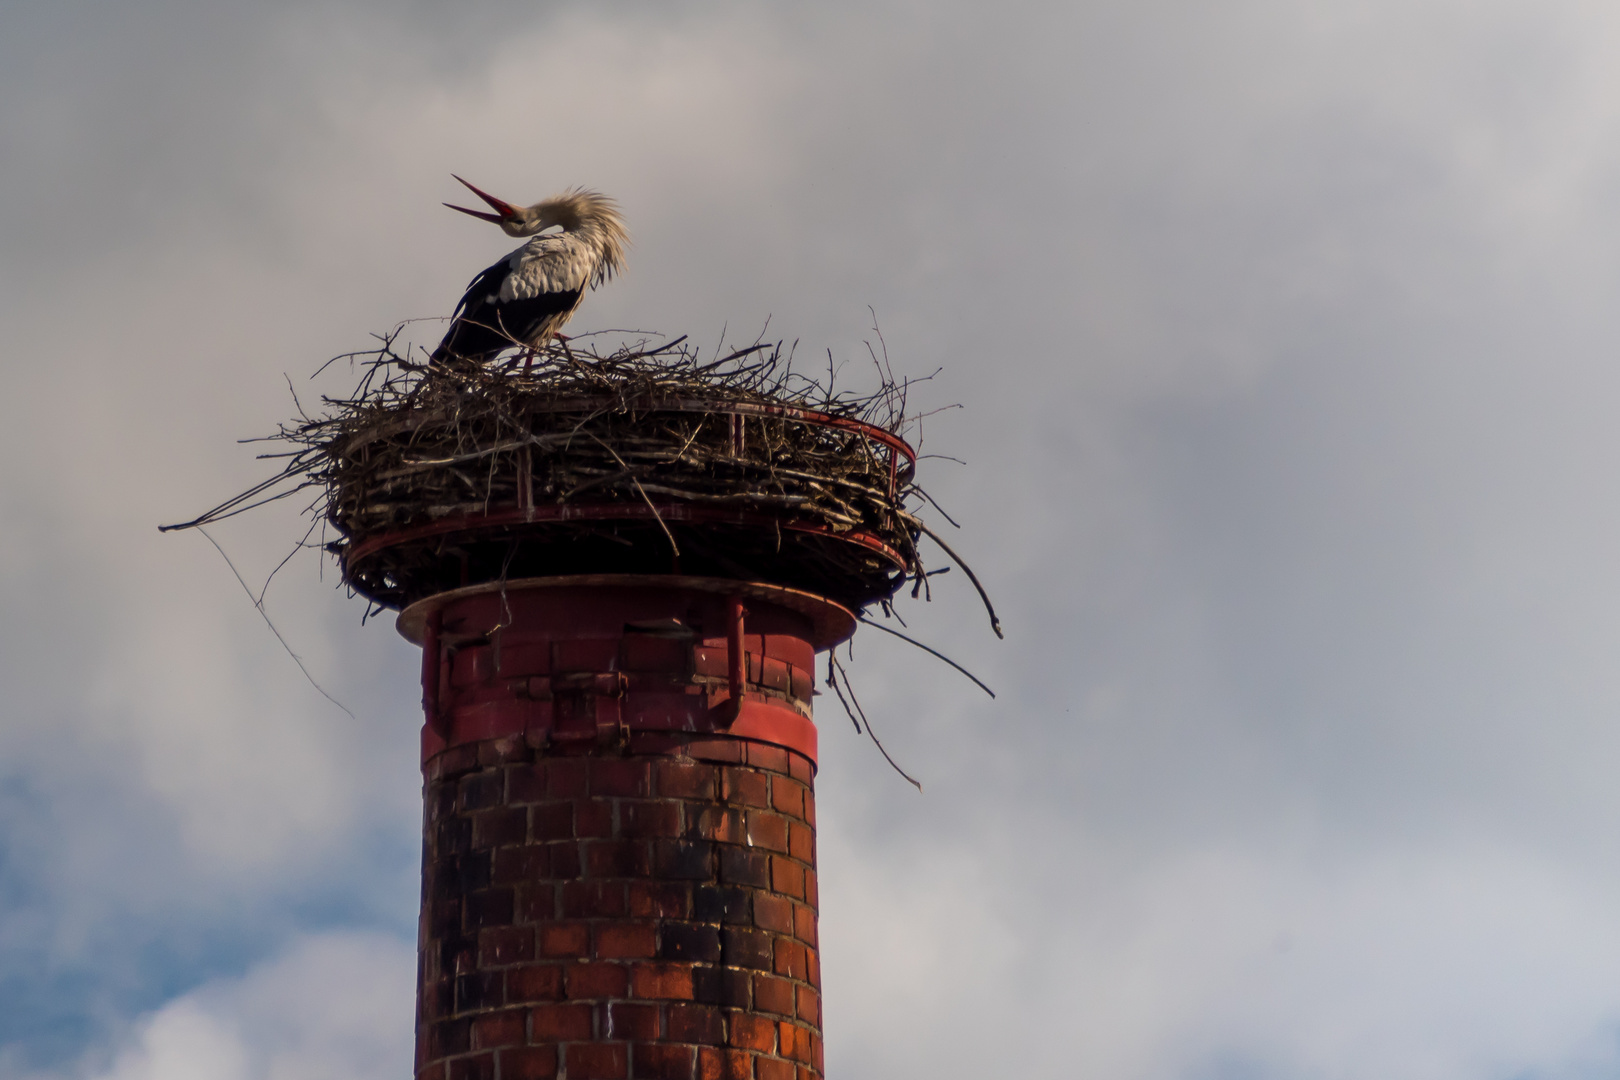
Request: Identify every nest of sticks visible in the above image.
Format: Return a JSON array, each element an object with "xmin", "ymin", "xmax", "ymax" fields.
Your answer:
[{"xmin": 168, "ymin": 328, "xmax": 998, "ymax": 626}]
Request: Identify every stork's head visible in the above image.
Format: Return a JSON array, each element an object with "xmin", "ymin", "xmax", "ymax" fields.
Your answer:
[
  {"xmin": 445, "ymin": 177, "xmax": 628, "ymax": 283},
  {"xmin": 444, "ymin": 176, "xmax": 543, "ymax": 236},
  {"xmin": 444, "ymin": 176, "xmax": 625, "ymax": 241}
]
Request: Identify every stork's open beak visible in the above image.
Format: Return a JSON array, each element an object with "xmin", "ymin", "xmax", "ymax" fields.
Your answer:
[{"xmin": 443, "ymin": 175, "xmax": 522, "ymax": 223}]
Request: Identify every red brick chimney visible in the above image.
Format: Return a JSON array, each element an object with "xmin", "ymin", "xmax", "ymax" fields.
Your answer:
[{"xmin": 403, "ymin": 577, "xmax": 846, "ymax": 1080}]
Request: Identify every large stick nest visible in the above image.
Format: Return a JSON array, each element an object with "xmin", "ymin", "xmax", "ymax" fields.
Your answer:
[{"xmin": 172, "ymin": 328, "xmax": 992, "ymax": 620}]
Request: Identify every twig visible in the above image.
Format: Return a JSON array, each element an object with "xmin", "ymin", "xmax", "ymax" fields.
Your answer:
[
  {"xmin": 643, "ymin": 334, "xmax": 689, "ymax": 356},
  {"xmin": 258, "ymin": 515, "xmax": 320, "ymax": 604},
  {"xmin": 857, "ymin": 616, "xmax": 995, "ymax": 698},
  {"xmin": 587, "ymin": 434, "xmax": 679, "ymax": 558},
  {"xmin": 916, "ymin": 487, "xmax": 962, "ymax": 529},
  {"xmin": 830, "ymin": 655, "xmax": 921, "ymax": 791},
  {"xmin": 907, "ymin": 516, "xmax": 1003, "ymax": 638},
  {"xmin": 196, "ymin": 527, "xmax": 355, "ymax": 718},
  {"xmin": 826, "ymin": 653, "xmax": 861, "ymax": 733}
]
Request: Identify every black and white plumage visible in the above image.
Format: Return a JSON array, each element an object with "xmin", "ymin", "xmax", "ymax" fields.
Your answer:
[{"xmin": 432, "ymin": 177, "xmax": 628, "ymax": 365}]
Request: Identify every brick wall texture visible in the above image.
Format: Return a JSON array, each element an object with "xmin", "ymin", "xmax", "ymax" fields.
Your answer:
[{"xmin": 418, "ymin": 735, "xmax": 823, "ymax": 1080}]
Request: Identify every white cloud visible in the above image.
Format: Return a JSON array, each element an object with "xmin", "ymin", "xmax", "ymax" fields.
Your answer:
[
  {"xmin": 818, "ymin": 822, "xmax": 1620, "ymax": 1080},
  {"xmin": 79, "ymin": 933, "xmax": 413, "ymax": 1080}
]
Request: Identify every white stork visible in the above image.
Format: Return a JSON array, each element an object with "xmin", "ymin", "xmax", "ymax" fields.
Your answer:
[{"xmin": 432, "ymin": 176, "xmax": 628, "ymax": 365}]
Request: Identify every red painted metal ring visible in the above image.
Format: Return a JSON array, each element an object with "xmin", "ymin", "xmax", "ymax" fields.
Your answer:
[{"xmin": 343, "ymin": 502, "xmax": 910, "ymax": 574}]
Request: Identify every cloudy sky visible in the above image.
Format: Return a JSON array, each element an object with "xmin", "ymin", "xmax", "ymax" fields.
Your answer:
[{"xmin": 7, "ymin": 0, "xmax": 1620, "ymax": 1077}]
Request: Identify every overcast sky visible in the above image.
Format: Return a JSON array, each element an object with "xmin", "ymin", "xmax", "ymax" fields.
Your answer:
[{"xmin": 7, "ymin": 1, "xmax": 1620, "ymax": 1077}]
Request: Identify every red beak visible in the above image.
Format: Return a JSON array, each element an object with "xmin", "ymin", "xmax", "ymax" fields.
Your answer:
[{"xmin": 443, "ymin": 175, "xmax": 522, "ymax": 223}]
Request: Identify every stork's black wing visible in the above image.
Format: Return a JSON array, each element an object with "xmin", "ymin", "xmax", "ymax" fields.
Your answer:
[{"xmin": 431, "ymin": 259, "xmax": 581, "ymax": 364}]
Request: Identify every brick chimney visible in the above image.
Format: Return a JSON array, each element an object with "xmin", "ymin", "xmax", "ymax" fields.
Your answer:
[{"xmin": 403, "ymin": 578, "xmax": 845, "ymax": 1080}]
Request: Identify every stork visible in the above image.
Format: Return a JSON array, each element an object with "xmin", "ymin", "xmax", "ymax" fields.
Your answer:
[{"xmin": 431, "ymin": 177, "xmax": 628, "ymax": 365}]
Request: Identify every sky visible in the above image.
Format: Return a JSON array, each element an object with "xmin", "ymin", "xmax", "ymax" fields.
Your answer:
[{"xmin": 5, "ymin": 0, "xmax": 1620, "ymax": 1077}]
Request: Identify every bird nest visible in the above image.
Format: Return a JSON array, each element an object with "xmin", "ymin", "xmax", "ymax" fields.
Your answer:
[{"xmin": 168, "ymin": 329, "xmax": 995, "ymax": 622}]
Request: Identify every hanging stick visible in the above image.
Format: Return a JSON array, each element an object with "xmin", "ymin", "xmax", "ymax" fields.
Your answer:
[
  {"xmin": 197, "ymin": 527, "xmax": 354, "ymax": 718},
  {"xmin": 830, "ymin": 656, "xmax": 922, "ymax": 792},
  {"xmin": 857, "ymin": 617, "xmax": 995, "ymax": 699}
]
